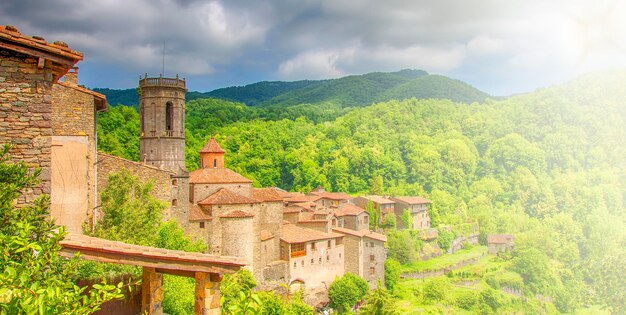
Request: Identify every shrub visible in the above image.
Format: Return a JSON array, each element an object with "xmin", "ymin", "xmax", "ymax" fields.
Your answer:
[
  {"xmin": 329, "ymin": 273, "xmax": 368, "ymax": 313},
  {"xmin": 384, "ymin": 259, "xmax": 401, "ymax": 292},
  {"xmin": 422, "ymin": 278, "xmax": 451, "ymax": 303},
  {"xmin": 454, "ymin": 290, "xmax": 478, "ymax": 310}
]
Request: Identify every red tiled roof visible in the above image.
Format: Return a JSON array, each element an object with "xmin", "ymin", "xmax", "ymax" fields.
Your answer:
[
  {"xmin": 284, "ymin": 206, "xmax": 303, "ymax": 214},
  {"xmin": 189, "ymin": 167, "xmax": 252, "ymax": 184},
  {"xmin": 60, "ymin": 233, "xmax": 245, "ymax": 274},
  {"xmin": 252, "ymin": 188, "xmax": 283, "ymax": 202},
  {"xmin": 274, "ymin": 188, "xmax": 293, "ymax": 198},
  {"xmin": 390, "ymin": 196, "xmax": 432, "ymax": 205},
  {"xmin": 97, "ymin": 152, "xmax": 175, "ymax": 175},
  {"xmin": 334, "ymin": 204, "xmax": 366, "ymax": 217},
  {"xmin": 281, "ymin": 222, "xmax": 343, "ymax": 243},
  {"xmin": 188, "ymin": 203, "xmax": 212, "ymax": 221},
  {"xmin": 361, "ymin": 195, "xmax": 395, "ymax": 204},
  {"xmin": 332, "ymin": 227, "xmax": 387, "ymax": 242},
  {"xmin": 220, "ymin": 210, "xmax": 254, "ymax": 218},
  {"xmin": 487, "ymin": 234, "xmax": 515, "ymax": 244},
  {"xmin": 199, "ymin": 137, "xmax": 225, "ymax": 153},
  {"xmin": 292, "ymin": 201, "xmax": 317, "ymax": 211},
  {"xmin": 285, "ymin": 193, "xmax": 318, "ymax": 203},
  {"xmin": 310, "ymin": 191, "xmax": 351, "ymax": 201},
  {"xmin": 197, "ymin": 188, "xmax": 257, "ymax": 205},
  {"xmin": 0, "ymin": 25, "xmax": 83, "ymax": 61}
]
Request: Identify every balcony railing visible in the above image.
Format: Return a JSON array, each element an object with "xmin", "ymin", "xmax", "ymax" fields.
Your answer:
[
  {"xmin": 139, "ymin": 76, "xmax": 186, "ymax": 89},
  {"xmin": 143, "ymin": 130, "xmax": 184, "ymax": 138}
]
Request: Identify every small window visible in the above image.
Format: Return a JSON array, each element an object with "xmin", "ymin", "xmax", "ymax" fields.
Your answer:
[
  {"xmin": 326, "ymin": 256, "xmax": 329, "ymax": 262},
  {"xmin": 294, "ymin": 262, "xmax": 297, "ymax": 268},
  {"xmin": 370, "ymin": 241, "xmax": 375, "ymax": 247},
  {"xmin": 213, "ymin": 159, "xmax": 217, "ymax": 168},
  {"xmin": 339, "ymin": 253, "xmax": 341, "ymax": 258},
  {"xmin": 172, "ymin": 199, "xmax": 178, "ymax": 206},
  {"xmin": 311, "ymin": 242, "xmax": 316, "ymax": 250},
  {"xmin": 199, "ymin": 222, "xmax": 205, "ymax": 229},
  {"xmin": 301, "ymin": 260, "xmax": 304, "ymax": 267},
  {"xmin": 327, "ymin": 240, "xmax": 331, "ymax": 248},
  {"xmin": 172, "ymin": 179, "xmax": 178, "ymax": 186},
  {"xmin": 369, "ymin": 267, "xmax": 375, "ymax": 275},
  {"xmin": 370, "ymin": 254, "xmax": 375, "ymax": 262},
  {"xmin": 319, "ymin": 257, "xmax": 322, "ymax": 263},
  {"xmin": 311, "ymin": 258, "xmax": 314, "ymax": 264}
]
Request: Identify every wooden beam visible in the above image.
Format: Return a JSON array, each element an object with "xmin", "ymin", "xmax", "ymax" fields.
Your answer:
[
  {"xmin": 0, "ymin": 41, "xmax": 77, "ymax": 66},
  {"xmin": 59, "ymin": 248, "xmax": 240, "ymax": 274}
]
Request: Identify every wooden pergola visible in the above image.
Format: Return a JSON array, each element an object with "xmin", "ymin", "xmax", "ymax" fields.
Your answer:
[{"xmin": 60, "ymin": 233, "xmax": 246, "ymax": 315}]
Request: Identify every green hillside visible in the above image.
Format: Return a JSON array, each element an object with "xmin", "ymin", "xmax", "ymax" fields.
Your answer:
[
  {"xmin": 379, "ymin": 74, "xmax": 491, "ymax": 104},
  {"xmin": 94, "ymin": 69, "xmax": 492, "ymax": 109},
  {"xmin": 96, "ymin": 70, "xmax": 626, "ymax": 313}
]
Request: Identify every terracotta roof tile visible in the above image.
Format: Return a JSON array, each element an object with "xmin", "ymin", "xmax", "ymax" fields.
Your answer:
[
  {"xmin": 252, "ymin": 188, "xmax": 283, "ymax": 202},
  {"xmin": 274, "ymin": 189, "xmax": 293, "ymax": 198},
  {"xmin": 189, "ymin": 167, "xmax": 252, "ymax": 184},
  {"xmin": 0, "ymin": 25, "xmax": 83, "ymax": 61},
  {"xmin": 390, "ymin": 196, "xmax": 432, "ymax": 205},
  {"xmin": 487, "ymin": 234, "xmax": 515, "ymax": 244},
  {"xmin": 197, "ymin": 188, "xmax": 257, "ymax": 205},
  {"xmin": 284, "ymin": 206, "xmax": 303, "ymax": 214},
  {"xmin": 220, "ymin": 210, "xmax": 254, "ymax": 218},
  {"xmin": 292, "ymin": 201, "xmax": 317, "ymax": 211},
  {"xmin": 309, "ymin": 191, "xmax": 351, "ymax": 201},
  {"xmin": 97, "ymin": 152, "xmax": 176, "ymax": 175},
  {"xmin": 332, "ymin": 227, "xmax": 387, "ymax": 242},
  {"xmin": 361, "ymin": 195, "xmax": 395, "ymax": 204},
  {"xmin": 281, "ymin": 222, "xmax": 343, "ymax": 243},
  {"xmin": 188, "ymin": 203, "xmax": 213, "ymax": 221},
  {"xmin": 200, "ymin": 137, "xmax": 225, "ymax": 153},
  {"xmin": 334, "ymin": 204, "xmax": 366, "ymax": 217}
]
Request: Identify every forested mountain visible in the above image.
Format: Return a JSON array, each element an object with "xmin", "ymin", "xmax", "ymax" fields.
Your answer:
[
  {"xmin": 96, "ymin": 70, "xmax": 626, "ymax": 313},
  {"xmin": 94, "ymin": 69, "xmax": 490, "ymax": 108}
]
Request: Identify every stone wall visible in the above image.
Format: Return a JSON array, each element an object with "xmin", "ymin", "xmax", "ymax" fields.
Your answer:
[
  {"xmin": 221, "ymin": 216, "xmax": 254, "ymax": 270},
  {"xmin": 340, "ymin": 234, "xmax": 362, "ymax": 277},
  {"xmin": 362, "ymin": 238, "xmax": 386, "ymax": 287},
  {"xmin": 50, "ymin": 82, "xmax": 97, "ymax": 233},
  {"xmin": 0, "ymin": 50, "xmax": 54, "ymax": 204},
  {"xmin": 288, "ymin": 239, "xmax": 345, "ymax": 292}
]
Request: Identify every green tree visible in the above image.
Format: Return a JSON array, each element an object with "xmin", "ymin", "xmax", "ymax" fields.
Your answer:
[
  {"xmin": 400, "ymin": 208, "xmax": 412, "ymax": 229},
  {"xmin": 422, "ymin": 278, "xmax": 451, "ymax": 303},
  {"xmin": 0, "ymin": 144, "xmax": 123, "ymax": 314},
  {"xmin": 221, "ymin": 269, "xmax": 258, "ymax": 312},
  {"xmin": 328, "ymin": 273, "xmax": 368, "ymax": 313},
  {"xmin": 381, "ymin": 213, "xmax": 397, "ymax": 230},
  {"xmin": 359, "ymin": 281, "xmax": 398, "ymax": 315},
  {"xmin": 436, "ymin": 227, "xmax": 455, "ymax": 252},
  {"xmin": 91, "ymin": 169, "xmax": 166, "ymax": 246},
  {"xmin": 383, "ymin": 259, "xmax": 401, "ymax": 292},
  {"xmin": 366, "ymin": 200, "xmax": 380, "ymax": 230}
]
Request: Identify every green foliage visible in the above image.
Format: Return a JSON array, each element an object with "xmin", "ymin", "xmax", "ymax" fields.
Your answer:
[
  {"xmin": 91, "ymin": 169, "xmax": 166, "ymax": 246},
  {"xmin": 422, "ymin": 278, "xmax": 451, "ymax": 303},
  {"xmin": 162, "ymin": 275, "xmax": 195, "ymax": 315},
  {"xmin": 360, "ymin": 281, "xmax": 399, "ymax": 315},
  {"xmin": 97, "ymin": 105, "xmax": 140, "ymax": 161},
  {"xmin": 385, "ymin": 230, "xmax": 416, "ymax": 265},
  {"xmin": 384, "ymin": 259, "xmax": 401, "ymax": 292},
  {"xmin": 381, "ymin": 213, "xmax": 397, "ymax": 230},
  {"xmin": 436, "ymin": 227, "xmax": 455, "ymax": 252},
  {"xmin": 366, "ymin": 201, "xmax": 380, "ymax": 230},
  {"xmin": 400, "ymin": 209, "xmax": 412, "ymax": 229},
  {"xmin": 257, "ymin": 291, "xmax": 285, "ymax": 315},
  {"xmin": 0, "ymin": 144, "xmax": 123, "ymax": 314},
  {"xmin": 328, "ymin": 273, "xmax": 369, "ymax": 313},
  {"xmin": 284, "ymin": 289, "xmax": 314, "ymax": 315},
  {"xmin": 227, "ymin": 290, "xmax": 262, "ymax": 315},
  {"xmin": 221, "ymin": 269, "xmax": 258, "ymax": 312},
  {"xmin": 453, "ymin": 290, "xmax": 478, "ymax": 310},
  {"xmin": 479, "ymin": 288, "xmax": 503, "ymax": 311}
]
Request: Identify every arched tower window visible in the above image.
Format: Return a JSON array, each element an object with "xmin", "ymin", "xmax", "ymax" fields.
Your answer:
[
  {"xmin": 213, "ymin": 159, "xmax": 217, "ymax": 168},
  {"xmin": 165, "ymin": 102, "xmax": 173, "ymax": 131}
]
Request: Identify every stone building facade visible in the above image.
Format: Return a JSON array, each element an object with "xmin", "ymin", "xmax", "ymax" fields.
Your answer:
[
  {"xmin": 0, "ymin": 25, "xmax": 83, "ymax": 205},
  {"xmin": 50, "ymin": 69, "xmax": 107, "ymax": 233},
  {"xmin": 390, "ymin": 196, "xmax": 432, "ymax": 230},
  {"xmin": 332, "ymin": 227, "xmax": 387, "ymax": 287}
]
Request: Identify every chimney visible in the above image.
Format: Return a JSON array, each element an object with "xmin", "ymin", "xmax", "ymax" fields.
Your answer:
[{"xmin": 64, "ymin": 67, "xmax": 78, "ymax": 86}]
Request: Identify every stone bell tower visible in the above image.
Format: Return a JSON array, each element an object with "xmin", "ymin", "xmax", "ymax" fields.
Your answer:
[{"xmin": 138, "ymin": 74, "xmax": 187, "ymax": 173}]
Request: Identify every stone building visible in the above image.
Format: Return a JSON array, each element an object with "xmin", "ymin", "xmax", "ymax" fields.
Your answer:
[
  {"xmin": 334, "ymin": 203, "xmax": 369, "ymax": 231},
  {"xmin": 332, "ymin": 227, "xmax": 387, "ymax": 287},
  {"xmin": 487, "ymin": 234, "xmax": 515, "ymax": 255},
  {"xmin": 0, "ymin": 25, "xmax": 83, "ymax": 205},
  {"xmin": 353, "ymin": 195, "xmax": 396, "ymax": 222},
  {"xmin": 50, "ymin": 68, "xmax": 107, "ymax": 233},
  {"xmin": 390, "ymin": 196, "xmax": 432, "ymax": 230}
]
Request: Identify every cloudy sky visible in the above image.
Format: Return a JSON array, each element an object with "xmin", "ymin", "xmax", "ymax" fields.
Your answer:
[{"xmin": 1, "ymin": 0, "xmax": 625, "ymax": 95}]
